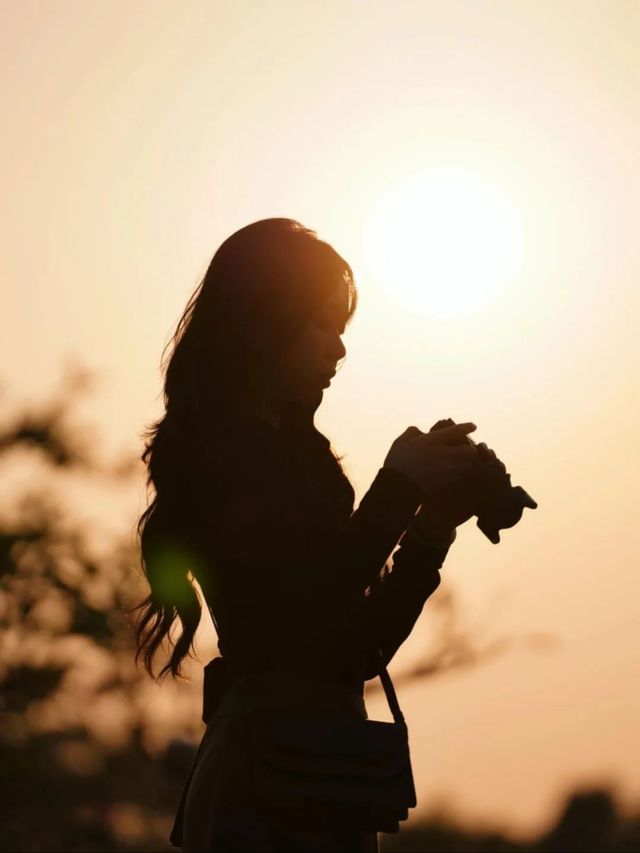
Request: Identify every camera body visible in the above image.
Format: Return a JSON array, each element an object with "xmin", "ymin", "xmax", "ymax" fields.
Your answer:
[{"xmin": 430, "ymin": 418, "xmax": 538, "ymax": 544}]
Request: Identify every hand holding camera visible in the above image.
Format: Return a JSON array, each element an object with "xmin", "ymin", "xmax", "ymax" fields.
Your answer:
[
  {"xmin": 383, "ymin": 422, "xmax": 479, "ymax": 495},
  {"xmin": 384, "ymin": 419, "xmax": 537, "ymax": 544}
]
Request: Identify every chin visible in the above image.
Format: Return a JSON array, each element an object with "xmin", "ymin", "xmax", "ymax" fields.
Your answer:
[
  {"xmin": 280, "ymin": 387, "xmax": 323, "ymax": 414},
  {"xmin": 299, "ymin": 385, "xmax": 324, "ymax": 409}
]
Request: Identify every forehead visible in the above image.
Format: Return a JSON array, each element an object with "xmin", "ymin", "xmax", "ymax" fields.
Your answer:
[{"xmin": 323, "ymin": 285, "xmax": 349, "ymax": 317}]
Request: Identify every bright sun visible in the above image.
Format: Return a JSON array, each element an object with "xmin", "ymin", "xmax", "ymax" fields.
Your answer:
[{"xmin": 362, "ymin": 166, "xmax": 525, "ymax": 320}]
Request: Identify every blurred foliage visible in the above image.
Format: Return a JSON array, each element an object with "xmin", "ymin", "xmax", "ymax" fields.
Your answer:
[
  {"xmin": 0, "ymin": 366, "xmax": 183, "ymax": 851},
  {"xmin": 0, "ymin": 366, "xmax": 638, "ymax": 851}
]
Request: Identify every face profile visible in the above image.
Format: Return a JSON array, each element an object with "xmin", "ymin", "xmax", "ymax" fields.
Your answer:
[{"xmin": 265, "ymin": 285, "xmax": 349, "ymax": 409}]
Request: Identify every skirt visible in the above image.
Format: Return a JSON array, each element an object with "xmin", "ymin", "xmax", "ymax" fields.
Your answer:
[{"xmin": 170, "ymin": 669, "xmax": 380, "ymax": 852}]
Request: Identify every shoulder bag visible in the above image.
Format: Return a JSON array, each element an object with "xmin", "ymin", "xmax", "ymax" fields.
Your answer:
[{"xmin": 245, "ymin": 646, "xmax": 417, "ymax": 834}]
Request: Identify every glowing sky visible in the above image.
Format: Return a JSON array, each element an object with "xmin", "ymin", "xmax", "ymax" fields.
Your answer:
[{"xmin": 2, "ymin": 0, "xmax": 639, "ymax": 839}]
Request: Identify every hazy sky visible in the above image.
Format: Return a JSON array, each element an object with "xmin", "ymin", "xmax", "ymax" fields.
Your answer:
[{"xmin": 2, "ymin": 0, "xmax": 639, "ymax": 839}]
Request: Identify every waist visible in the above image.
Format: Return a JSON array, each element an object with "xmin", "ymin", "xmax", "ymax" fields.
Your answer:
[{"xmin": 204, "ymin": 664, "xmax": 367, "ymax": 724}]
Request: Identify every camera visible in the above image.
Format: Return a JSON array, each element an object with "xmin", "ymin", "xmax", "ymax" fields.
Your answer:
[{"xmin": 431, "ymin": 418, "xmax": 538, "ymax": 544}]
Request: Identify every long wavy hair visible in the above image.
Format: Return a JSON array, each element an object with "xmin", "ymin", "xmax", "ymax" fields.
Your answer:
[{"xmin": 133, "ymin": 218, "xmax": 359, "ymax": 680}]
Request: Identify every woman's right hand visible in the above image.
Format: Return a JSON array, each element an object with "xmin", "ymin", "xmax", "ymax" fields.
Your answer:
[{"xmin": 383, "ymin": 422, "xmax": 478, "ymax": 499}]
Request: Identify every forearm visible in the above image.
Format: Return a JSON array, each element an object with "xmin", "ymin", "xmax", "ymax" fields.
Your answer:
[
  {"xmin": 361, "ymin": 526, "xmax": 455, "ymax": 680},
  {"xmin": 406, "ymin": 501, "xmax": 458, "ymax": 548},
  {"xmin": 306, "ymin": 465, "xmax": 425, "ymax": 600}
]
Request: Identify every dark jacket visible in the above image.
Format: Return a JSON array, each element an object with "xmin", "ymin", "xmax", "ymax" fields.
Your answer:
[{"xmin": 169, "ymin": 414, "xmax": 454, "ymax": 850}]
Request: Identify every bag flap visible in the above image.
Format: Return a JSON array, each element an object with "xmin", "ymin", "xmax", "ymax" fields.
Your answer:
[{"xmin": 250, "ymin": 712, "xmax": 412, "ymax": 777}]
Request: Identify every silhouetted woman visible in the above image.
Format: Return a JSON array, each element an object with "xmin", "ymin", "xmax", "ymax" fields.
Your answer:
[{"xmin": 134, "ymin": 218, "xmax": 479, "ymax": 852}]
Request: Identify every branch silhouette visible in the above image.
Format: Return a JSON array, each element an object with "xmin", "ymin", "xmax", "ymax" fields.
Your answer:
[{"xmin": 368, "ymin": 578, "xmax": 559, "ymax": 693}]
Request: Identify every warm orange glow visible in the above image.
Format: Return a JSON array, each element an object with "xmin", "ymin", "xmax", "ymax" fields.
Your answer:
[{"xmin": 2, "ymin": 0, "xmax": 639, "ymax": 841}]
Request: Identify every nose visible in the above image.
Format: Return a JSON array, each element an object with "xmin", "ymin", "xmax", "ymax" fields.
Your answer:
[
  {"xmin": 325, "ymin": 350, "xmax": 344, "ymax": 376},
  {"xmin": 333, "ymin": 336, "xmax": 346, "ymax": 363},
  {"xmin": 321, "ymin": 329, "xmax": 346, "ymax": 375}
]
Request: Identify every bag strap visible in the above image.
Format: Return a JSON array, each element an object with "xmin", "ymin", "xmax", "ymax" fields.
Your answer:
[{"xmin": 373, "ymin": 647, "xmax": 406, "ymax": 727}]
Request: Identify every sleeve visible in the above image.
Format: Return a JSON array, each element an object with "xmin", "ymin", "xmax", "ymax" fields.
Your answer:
[
  {"xmin": 360, "ymin": 526, "xmax": 456, "ymax": 681},
  {"xmin": 310, "ymin": 464, "xmax": 426, "ymax": 597}
]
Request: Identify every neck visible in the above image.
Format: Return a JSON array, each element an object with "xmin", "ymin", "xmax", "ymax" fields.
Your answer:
[{"xmin": 237, "ymin": 393, "xmax": 282, "ymax": 431}]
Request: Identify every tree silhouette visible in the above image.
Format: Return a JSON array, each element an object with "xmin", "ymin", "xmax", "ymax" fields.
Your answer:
[{"xmin": 0, "ymin": 365, "xmax": 189, "ymax": 851}]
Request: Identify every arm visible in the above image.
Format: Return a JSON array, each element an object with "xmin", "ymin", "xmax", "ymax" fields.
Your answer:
[
  {"xmin": 361, "ymin": 524, "xmax": 456, "ymax": 680},
  {"xmin": 206, "ymin": 418, "xmax": 426, "ymax": 606}
]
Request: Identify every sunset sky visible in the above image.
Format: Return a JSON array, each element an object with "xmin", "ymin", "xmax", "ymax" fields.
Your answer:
[{"xmin": 2, "ymin": 0, "xmax": 639, "ymax": 840}]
